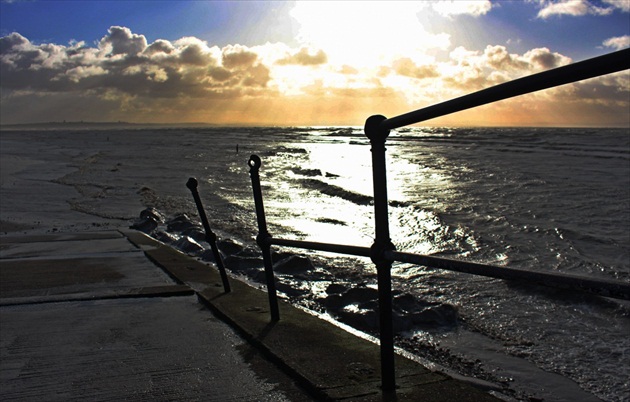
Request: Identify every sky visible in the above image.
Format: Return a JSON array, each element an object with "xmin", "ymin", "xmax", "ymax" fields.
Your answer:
[{"xmin": 0, "ymin": 0, "xmax": 629, "ymax": 127}]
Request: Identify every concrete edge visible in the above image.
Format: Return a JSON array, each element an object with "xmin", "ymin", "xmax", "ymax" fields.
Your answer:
[
  {"xmin": 0, "ymin": 285, "xmax": 195, "ymax": 307},
  {"xmin": 0, "ymin": 231, "xmax": 124, "ymax": 244},
  {"xmin": 120, "ymin": 228, "xmax": 500, "ymax": 402}
]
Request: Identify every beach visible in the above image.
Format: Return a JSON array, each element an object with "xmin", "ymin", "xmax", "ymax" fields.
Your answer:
[{"xmin": 1, "ymin": 126, "xmax": 628, "ymax": 401}]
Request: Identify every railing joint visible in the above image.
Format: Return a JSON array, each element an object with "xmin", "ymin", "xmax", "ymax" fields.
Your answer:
[
  {"xmin": 256, "ymin": 231, "xmax": 272, "ymax": 249},
  {"xmin": 370, "ymin": 239, "xmax": 396, "ymax": 266},
  {"xmin": 364, "ymin": 114, "xmax": 390, "ymax": 144},
  {"xmin": 205, "ymin": 230, "xmax": 217, "ymax": 243}
]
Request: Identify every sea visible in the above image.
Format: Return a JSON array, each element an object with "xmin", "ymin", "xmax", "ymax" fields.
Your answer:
[{"xmin": 1, "ymin": 126, "xmax": 628, "ymax": 401}]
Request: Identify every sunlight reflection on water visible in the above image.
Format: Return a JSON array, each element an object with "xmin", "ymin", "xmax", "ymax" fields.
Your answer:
[{"xmin": 10, "ymin": 126, "xmax": 625, "ymax": 402}]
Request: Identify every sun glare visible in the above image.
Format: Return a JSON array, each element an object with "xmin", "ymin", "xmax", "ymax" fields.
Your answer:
[{"xmin": 289, "ymin": 1, "xmax": 450, "ymax": 68}]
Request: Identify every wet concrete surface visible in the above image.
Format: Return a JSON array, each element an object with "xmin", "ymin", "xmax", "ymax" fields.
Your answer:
[
  {"xmin": 0, "ymin": 229, "xmax": 500, "ymax": 401},
  {"xmin": 0, "ymin": 231, "xmax": 313, "ymax": 401}
]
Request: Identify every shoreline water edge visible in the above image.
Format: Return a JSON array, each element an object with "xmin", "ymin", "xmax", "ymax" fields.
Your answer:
[{"xmin": 1, "ymin": 126, "xmax": 628, "ymax": 402}]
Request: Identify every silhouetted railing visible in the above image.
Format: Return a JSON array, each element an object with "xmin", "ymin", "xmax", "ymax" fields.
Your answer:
[
  {"xmin": 245, "ymin": 48, "xmax": 630, "ymax": 394},
  {"xmin": 379, "ymin": 48, "xmax": 630, "ymax": 130},
  {"xmin": 248, "ymin": 155, "xmax": 280, "ymax": 321},
  {"xmin": 186, "ymin": 177, "xmax": 231, "ymax": 293}
]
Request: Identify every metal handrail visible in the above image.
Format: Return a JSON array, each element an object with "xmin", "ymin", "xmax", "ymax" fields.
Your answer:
[
  {"xmin": 186, "ymin": 177, "xmax": 231, "ymax": 293},
  {"xmin": 259, "ymin": 232, "xmax": 630, "ymax": 301},
  {"xmin": 269, "ymin": 238, "xmax": 371, "ymax": 258},
  {"xmin": 386, "ymin": 250, "xmax": 630, "ymax": 300},
  {"xmin": 245, "ymin": 48, "xmax": 630, "ymax": 394},
  {"xmin": 380, "ymin": 48, "xmax": 630, "ymax": 130}
]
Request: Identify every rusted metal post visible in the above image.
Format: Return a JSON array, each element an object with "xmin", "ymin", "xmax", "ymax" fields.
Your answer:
[
  {"xmin": 364, "ymin": 115, "xmax": 396, "ymax": 392},
  {"xmin": 186, "ymin": 177, "xmax": 231, "ymax": 293},
  {"xmin": 248, "ymin": 155, "xmax": 280, "ymax": 321}
]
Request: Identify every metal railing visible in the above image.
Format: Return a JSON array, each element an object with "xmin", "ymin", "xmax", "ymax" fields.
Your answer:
[
  {"xmin": 186, "ymin": 177, "xmax": 231, "ymax": 293},
  {"xmin": 244, "ymin": 48, "xmax": 630, "ymax": 393},
  {"xmin": 187, "ymin": 48, "xmax": 630, "ymax": 394}
]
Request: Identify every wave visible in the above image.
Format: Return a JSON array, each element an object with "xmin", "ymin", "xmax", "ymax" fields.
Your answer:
[{"xmin": 299, "ymin": 178, "xmax": 373, "ymax": 206}]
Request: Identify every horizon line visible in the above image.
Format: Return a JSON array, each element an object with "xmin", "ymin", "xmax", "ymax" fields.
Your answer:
[{"xmin": 2, "ymin": 121, "xmax": 629, "ymax": 130}]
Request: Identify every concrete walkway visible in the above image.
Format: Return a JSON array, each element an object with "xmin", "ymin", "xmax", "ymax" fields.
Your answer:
[
  {"xmin": 0, "ymin": 230, "xmax": 313, "ymax": 401},
  {"xmin": 1, "ymin": 229, "xmax": 500, "ymax": 401}
]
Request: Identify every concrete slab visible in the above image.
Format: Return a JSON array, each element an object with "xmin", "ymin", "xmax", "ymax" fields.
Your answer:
[
  {"xmin": 0, "ymin": 230, "xmax": 315, "ymax": 401},
  {"xmin": 0, "ymin": 237, "xmax": 138, "ymax": 259},
  {"xmin": 0, "ymin": 253, "xmax": 179, "ymax": 305},
  {"xmin": 122, "ymin": 229, "xmax": 500, "ymax": 401},
  {"xmin": 0, "ymin": 296, "xmax": 311, "ymax": 401},
  {"xmin": 0, "ymin": 229, "xmax": 501, "ymax": 401},
  {"xmin": 0, "ymin": 231, "xmax": 124, "ymax": 244}
]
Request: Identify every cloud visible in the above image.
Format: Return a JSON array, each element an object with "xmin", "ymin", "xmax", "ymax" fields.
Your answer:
[
  {"xmin": 208, "ymin": 66, "xmax": 232, "ymax": 82},
  {"xmin": 65, "ymin": 65, "xmax": 107, "ymax": 83},
  {"xmin": 1, "ymin": 26, "xmax": 627, "ymax": 127},
  {"xmin": 522, "ymin": 47, "xmax": 572, "ymax": 69},
  {"xmin": 221, "ymin": 44, "xmax": 258, "ymax": 69},
  {"xmin": 604, "ymin": 0, "xmax": 630, "ymax": 12},
  {"xmin": 99, "ymin": 26, "xmax": 147, "ymax": 56},
  {"xmin": 438, "ymin": 45, "xmax": 571, "ymax": 92},
  {"xmin": 0, "ymin": 27, "xmax": 273, "ymax": 99},
  {"xmin": 428, "ymin": 0, "xmax": 493, "ymax": 17},
  {"xmin": 174, "ymin": 37, "xmax": 218, "ymax": 66},
  {"xmin": 277, "ymin": 47, "xmax": 328, "ymax": 66},
  {"xmin": 0, "ymin": 31, "xmax": 29, "ymax": 54},
  {"xmin": 144, "ymin": 39, "xmax": 175, "ymax": 56},
  {"xmin": 533, "ymin": 0, "xmax": 629, "ymax": 19},
  {"xmin": 603, "ymin": 35, "xmax": 630, "ymax": 50},
  {"xmin": 390, "ymin": 58, "xmax": 439, "ymax": 80},
  {"xmin": 560, "ymin": 72, "xmax": 629, "ymax": 105},
  {"xmin": 338, "ymin": 65, "xmax": 359, "ymax": 75}
]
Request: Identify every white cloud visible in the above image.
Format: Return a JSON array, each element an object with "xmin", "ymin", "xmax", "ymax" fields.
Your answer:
[
  {"xmin": 429, "ymin": 0, "xmax": 493, "ymax": 17},
  {"xmin": 522, "ymin": 47, "xmax": 572, "ymax": 69},
  {"xmin": 0, "ymin": 27, "xmax": 274, "ymax": 100},
  {"xmin": 144, "ymin": 39, "xmax": 175, "ymax": 56},
  {"xmin": 603, "ymin": 35, "xmax": 630, "ymax": 49},
  {"xmin": 533, "ymin": 0, "xmax": 630, "ymax": 19},
  {"xmin": 603, "ymin": 0, "xmax": 630, "ymax": 12},
  {"xmin": 99, "ymin": 26, "xmax": 148, "ymax": 56},
  {"xmin": 371, "ymin": 44, "xmax": 577, "ymax": 108}
]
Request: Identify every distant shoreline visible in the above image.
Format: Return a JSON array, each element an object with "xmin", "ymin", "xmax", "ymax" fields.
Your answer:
[
  {"xmin": 0, "ymin": 121, "xmax": 218, "ymax": 131},
  {"xmin": 1, "ymin": 121, "xmax": 628, "ymax": 131}
]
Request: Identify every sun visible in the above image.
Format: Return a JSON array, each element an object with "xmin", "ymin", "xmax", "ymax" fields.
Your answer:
[{"xmin": 289, "ymin": 1, "xmax": 450, "ymax": 69}]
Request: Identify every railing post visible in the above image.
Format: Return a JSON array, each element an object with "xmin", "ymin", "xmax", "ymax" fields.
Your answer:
[
  {"xmin": 248, "ymin": 155, "xmax": 280, "ymax": 321},
  {"xmin": 364, "ymin": 115, "xmax": 396, "ymax": 393},
  {"xmin": 186, "ymin": 177, "xmax": 231, "ymax": 293}
]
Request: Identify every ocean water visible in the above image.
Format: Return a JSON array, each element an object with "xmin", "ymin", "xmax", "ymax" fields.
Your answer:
[{"xmin": 2, "ymin": 126, "xmax": 628, "ymax": 401}]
